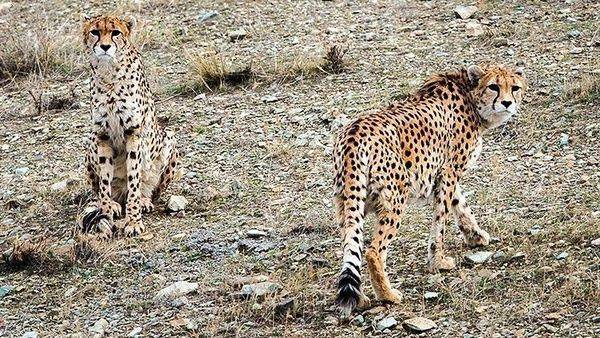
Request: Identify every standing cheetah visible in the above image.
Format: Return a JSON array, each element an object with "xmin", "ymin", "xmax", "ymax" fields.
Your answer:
[
  {"xmin": 79, "ymin": 15, "xmax": 178, "ymax": 238},
  {"xmin": 333, "ymin": 65, "xmax": 526, "ymax": 317}
]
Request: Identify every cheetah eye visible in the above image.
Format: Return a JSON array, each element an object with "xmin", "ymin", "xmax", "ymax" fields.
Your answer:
[
  {"xmin": 112, "ymin": 30, "xmax": 121, "ymax": 37},
  {"xmin": 487, "ymin": 84, "xmax": 500, "ymax": 91},
  {"xmin": 512, "ymin": 85, "xmax": 521, "ymax": 92},
  {"xmin": 90, "ymin": 30, "xmax": 100, "ymax": 36}
]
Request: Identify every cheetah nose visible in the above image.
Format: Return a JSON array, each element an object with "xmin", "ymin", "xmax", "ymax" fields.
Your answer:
[
  {"xmin": 100, "ymin": 44, "xmax": 111, "ymax": 52},
  {"xmin": 500, "ymin": 100, "xmax": 512, "ymax": 108}
]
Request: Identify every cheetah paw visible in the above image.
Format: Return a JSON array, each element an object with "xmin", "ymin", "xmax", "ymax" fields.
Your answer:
[
  {"xmin": 116, "ymin": 218, "xmax": 145, "ymax": 237},
  {"xmin": 429, "ymin": 256, "xmax": 456, "ymax": 273},
  {"xmin": 140, "ymin": 197, "xmax": 155, "ymax": 213},
  {"xmin": 466, "ymin": 229, "xmax": 490, "ymax": 247},
  {"xmin": 101, "ymin": 200, "xmax": 122, "ymax": 219},
  {"xmin": 378, "ymin": 288, "xmax": 403, "ymax": 304}
]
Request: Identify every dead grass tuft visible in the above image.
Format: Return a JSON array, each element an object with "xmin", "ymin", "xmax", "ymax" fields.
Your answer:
[
  {"xmin": 322, "ymin": 44, "xmax": 347, "ymax": 74},
  {"xmin": 72, "ymin": 235, "xmax": 106, "ymax": 263},
  {"xmin": 563, "ymin": 74, "xmax": 600, "ymax": 103},
  {"xmin": 2, "ymin": 237, "xmax": 51, "ymax": 270},
  {"xmin": 177, "ymin": 51, "xmax": 254, "ymax": 94},
  {"xmin": 0, "ymin": 27, "xmax": 80, "ymax": 84}
]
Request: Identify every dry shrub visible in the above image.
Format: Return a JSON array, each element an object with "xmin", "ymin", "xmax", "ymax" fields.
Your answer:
[
  {"xmin": 564, "ymin": 74, "xmax": 600, "ymax": 104},
  {"xmin": 72, "ymin": 235, "xmax": 105, "ymax": 263},
  {"xmin": 0, "ymin": 27, "xmax": 81, "ymax": 83},
  {"xmin": 2, "ymin": 237, "xmax": 51, "ymax": 270},
  {"xmin": 322, "ymin": 44, "xmax": 347, "ymax": 74},
  {"xmin": 183, "ymin": 51, "xmax": 254, "ymax": 93}
]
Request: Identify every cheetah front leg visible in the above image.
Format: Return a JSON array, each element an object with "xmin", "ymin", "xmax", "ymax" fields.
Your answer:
[
  {"xmin": 90, "ymin": 135, "xmax": 121, "ymax": 238},
  {"xmin": 116, "ymin": 130, "xmax": 145, "ymax": 236},
  {"xmin": 451, "ymin": 185, "xmax": 490, "ymax": 247}
]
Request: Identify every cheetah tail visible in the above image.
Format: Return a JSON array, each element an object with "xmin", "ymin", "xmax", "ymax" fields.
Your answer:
[
  {"xmin": 77, "ymin": 201, "xmax": 108, "ymax": 233},
  {"xmin": 335, "ymin": 159, "xmax": 368, "ymax": 319}
]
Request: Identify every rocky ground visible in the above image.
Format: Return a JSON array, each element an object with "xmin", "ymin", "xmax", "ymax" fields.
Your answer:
[{"xmin": 0, "ymin": 0, "xmax": 599, "ymax": 337}]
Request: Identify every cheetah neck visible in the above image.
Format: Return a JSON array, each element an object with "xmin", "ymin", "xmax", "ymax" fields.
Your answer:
[{"xmin": 90, "ymin": 45, "xmax": 143, "ymax": 89}]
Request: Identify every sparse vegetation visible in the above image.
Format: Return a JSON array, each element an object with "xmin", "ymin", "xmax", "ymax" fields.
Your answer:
[
  {"xmin": 1, "ymin": 1, "xmax": 598, "ymax": 337},
  {"xmin": 0, "ymin": 27, "xmax": 80, "ymax": 83}
]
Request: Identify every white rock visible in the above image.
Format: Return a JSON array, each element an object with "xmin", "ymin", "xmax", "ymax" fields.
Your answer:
[
  {"xmin": 424, "ymin": 291, "xmax": 439, "ymax": 299},
  {"xmin": 240, "ymin": 281, "xmax": 281, "ymax": 297},
  {"xmin": 64, "ymin": 286, "xmax": 77, "ymax": 298},
  {"xmin": 198, "ymin": 11, "xmax": 218, "ymax": 23},
  {"xmin": 15, "ymin": 167, "xmax": 29, "ymax": 175},
  {"xmin": 90, "ymin": 318, "xmax": 109, "ymax": 336},
  {"xmin": 261, "ymin": 95, "xmax": 280, "ymax": 103},
  {"xmin": 0, "ymin": 2, "xmax": 12, "ymax": 14},
  {"xmin": 22, "ymin": 332, "xmax": 38, "ymax": 338},
  {"xmin": 51, "ymin": 178, "xmax": 78, "ymax": 192},
  {"xmin": 228, "ymin": 29, "xmax": 247, "ymax": 41},
  {"xmin": 246, "ymin": 229, "xmax": 267, "ymax": 238},
  {"xmin": 376, "ymin": 316, "xmax": 398, "ymax": 331},
  {"xmin": 403, "ymin": 316, "xmax": 437, "ymax": 332},
  {"xmin": 454, "ymin": 5, "xmax": 478, "ymax": 19},
  {"xmin": 167, "ymin": 195, "xmax": 188, "ymax": 212},
  {"xmin": 465, "ymin": 22, "xmax": 484, "ymax": 36},
  {"xmin": 466, "ymin": 251, "xmax": 494, "ymax": 264},
  {"xmin": 555, "ymin": 252, "xmax": 568, "ymax": 260},
  {"xmin": 154, "ymin": 281, "xmax": 198, "ymax": 301},
  {"xmin": 591, "ymin": 238, "xmax": 600, "ymax": 246},
  {"xmin": 128, "ymin": 327, "xmax": 142, "ymax": 337}
]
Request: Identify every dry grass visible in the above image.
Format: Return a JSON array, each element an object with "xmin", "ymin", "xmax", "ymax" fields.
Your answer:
[
  {"xmin": 0, "ymin": 27, "xmax": 80, "ymax": 84},
  {"xmin": 563, "ymin": 74, "xmax": 600, "ymax": 103},
  {"xmin": 2, "ymin": 237, "xmax": 53, "ymax": 271},
  {"xmin": 179, "ymin": 51, "xmax": 254, "ymax": 94}
]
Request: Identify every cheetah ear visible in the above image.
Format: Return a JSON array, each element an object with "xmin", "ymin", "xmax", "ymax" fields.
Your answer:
[
  {"xmin": 515, "ymin": 67, "xmax": 525, "ymax": 78},
  {"xmin": 467, "ymin": 65, "xmax": 484, "ymax": 84},
  {"xmin": 81, "ymin": 14, "xmax": 91, "ymax": 22},
  {"xmin": 124, "ymin": 15, "xmax": 137, "ymax": 34}
]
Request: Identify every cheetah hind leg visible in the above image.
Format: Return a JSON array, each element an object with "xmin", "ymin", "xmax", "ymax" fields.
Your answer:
[{"xmin": 152, "ymin": 146, "xmax": 178, "ymax": 202}]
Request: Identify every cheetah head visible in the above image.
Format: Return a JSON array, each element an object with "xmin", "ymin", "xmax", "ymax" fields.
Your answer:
[
  {"xmin": 468, "ymin": 65, "xmax": 526, "ymax": 129},
  {"xmin": 82, "ymin": 15, "xmax": 136, "ymax": 62}
]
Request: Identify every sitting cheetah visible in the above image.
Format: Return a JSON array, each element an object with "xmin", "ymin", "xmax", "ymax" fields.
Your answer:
[
  {"xmin": 79, "ymin": 15, "xmax": 178, "ymax": 238},
  {"xmin": 333, "ymin": 65, "xmax": 526, "ymax": 317}
]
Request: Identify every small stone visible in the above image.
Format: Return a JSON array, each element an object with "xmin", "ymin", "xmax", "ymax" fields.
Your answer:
[
  {"xmin": 507, "ymin": 155, "xmax": 519, "ymax": 162},
  {"xmin": 465, "ymin": 22, "xmax": 484, "ymax": 37},
  {"xmin": 568, "ymin": 29, "xmax": 581, "ymax": 38},
  {"xmin": 274, "ymin": 298, "xmax": 295, "ymax": 317},
  {"xmin": 510, "ymin": 252, "xmax": 526, "ymax": 261},
  {"xmin": 570, "ymin": 47, "xmax": 583, "ymax": 54},
  {"xmin": 171, "ymin": 296, "xmax": 189, "ymax": 307},
  {"xmin": 22, "ymin": 332, "xmax": 38, "ymax": 338},
  {"xmin": 261, "ymin": 95, "xmax": 280, "ymax": 103},
  {"xmin": 128, "ymin": 327, "xmax": 142, "ymax": 337},
  {"xmin": 377, "ymin": 316, "xmax": 398, "ymax": 331},
  {"xmin": 555, "ymin": 252, "xmax": 568, "ymax": 260},
  {"xmin": 529, "ymin": 226, "xmax": 542, "ymax": 235},
  {"xmin": 402, "ymin": 317, "xmax": 437, "ymax": 332},
  {"xmin": 543, "ymin": 323, "xmax": 558, "ymax": 333},
  {"xmin": 454, "ymin": 5, "xmax": 478, "ymax": 19},
  {"xmin": 351, "ymin": 314, "xmax": 365, "ymax": 325},
  {"xmin": 50, "ymin": 178, "xmax": 78, "ymax": 192},
  {"xmin": 64, "ymin": 286, "xmax": 77, "ymax": 298},
  {"xmin": 154, "ymin": 281, "xmax": 198, "ymax": 301},
  {"xmin": 424, "ymin": 291, "xmax": 439, "ymax": 300},
  {"xmin": 465, "ymin": 251, "xmax": 494, "ymax": 264},
  {"xmin": 246, "ymin": 229, "xmax": 267, "ymax": 238},
  {"xmin": 167, "ymin": 195, "xmax": 188, "ymax": 212},
  {"xmin": 591, "ymin": 238, "xmax": 600, "ymax": 246},
  {"xmin": 228, "ymin": 29, "xmax": 247, "ymax": 41},
  {"xmin": 198, "ymin": 11, "xmax": 218, "ymax": 23},
  {"xmin": 90, "ymin": 318, "xmax": 109, "ymax": 336},
  {"xmin": 559, "ymin": 133, "xmax": 569, "ymax": 146},
  {"xmin": 15, "ymin": 167, "xmax": 29, "ymax": 175},
  {"xmin": 0, "ymin": 285, "xmax": 13, "ymax": 299},
  {"xmin": 240, "ymin": 282, "xmax": 281, "ymax": 298}
]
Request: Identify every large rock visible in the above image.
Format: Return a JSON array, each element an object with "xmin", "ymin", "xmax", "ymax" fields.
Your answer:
[
  {"xmin": 454, "ymin": 5, "xmax": 478, "ymax": 19},
  {"xmin": 465, "ymin": 251, "xmax": 494, "ymax": 264},
  {"xmin": 154, "ymin": 281, "xmax": 198, "ymax": 301},
  {"xmin": 167, "ymin": 195, "xmax": 188, "ymax": 212},
  {"xmin": 465, "ymin": 22, "xmax": 484, "ymax": 37},
  {"xmin": 90, "ymin": 318, "xmax": 109, "ymax": 336},
  {"xmin": 376, "ymin": 316, "xmax": 398, "ymax": 331},
  {"xmin": 403, "ymin": 317, "xmax": 437, "ymax": 332}
]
